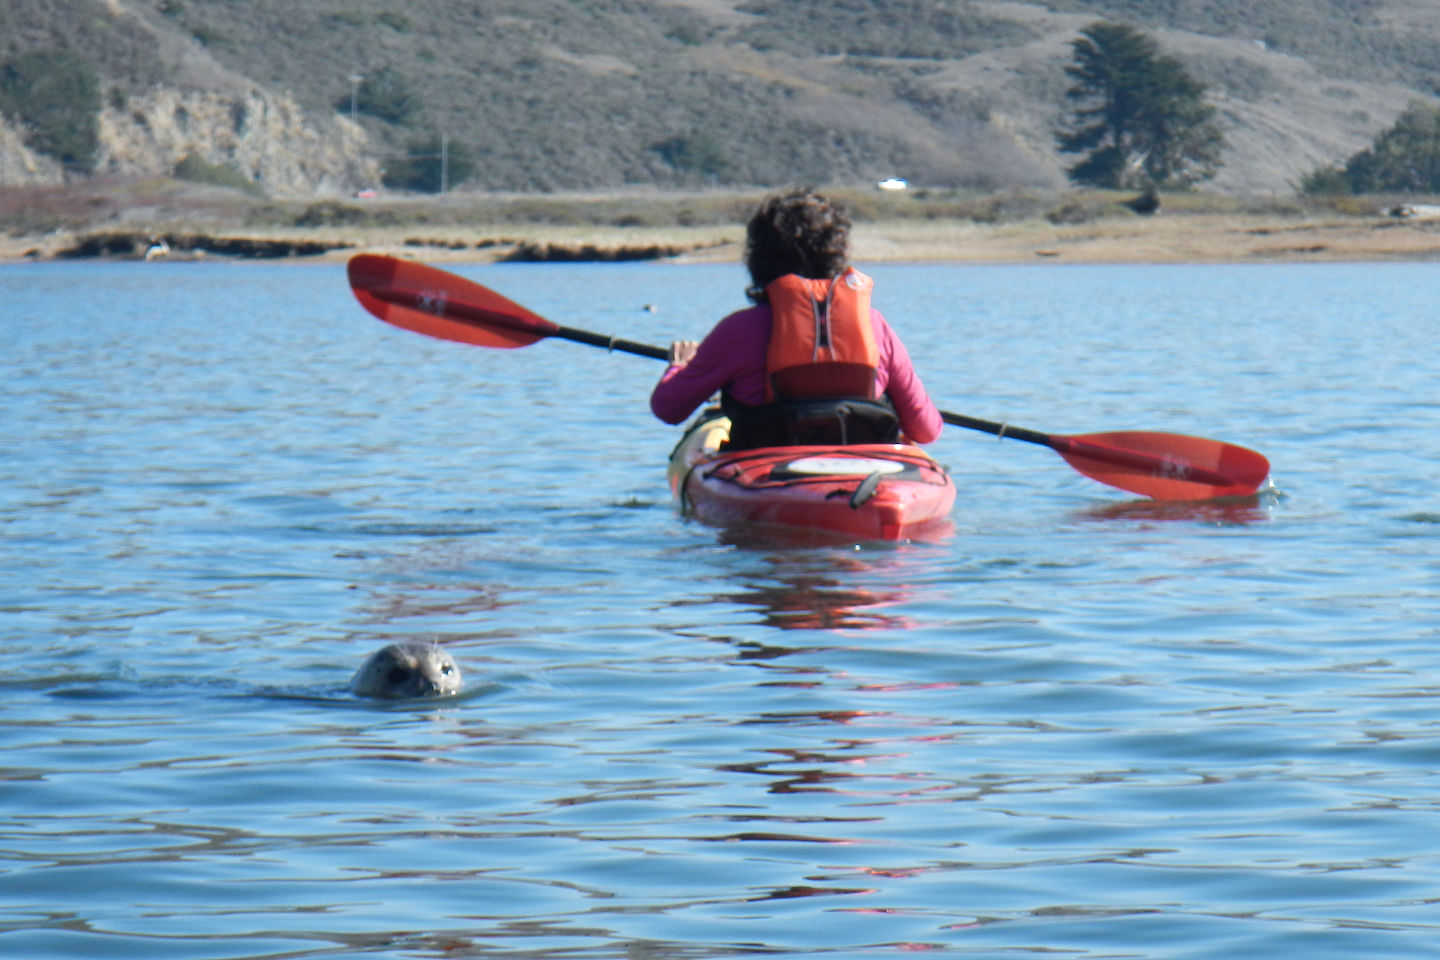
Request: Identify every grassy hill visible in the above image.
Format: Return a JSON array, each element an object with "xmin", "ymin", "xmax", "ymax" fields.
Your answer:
[{"xmin": 2, "ymin": 0, "xmax": 1438, "ymax": 195}]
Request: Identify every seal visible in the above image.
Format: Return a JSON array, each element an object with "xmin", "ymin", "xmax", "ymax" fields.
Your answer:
[{"xmin": 350, "ymin": 642, "xmax": 463, "ymax": 699}]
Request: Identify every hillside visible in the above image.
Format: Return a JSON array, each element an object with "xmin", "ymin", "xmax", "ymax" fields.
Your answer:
[{"xmin": 1, "ymin": 0, "xmax": 1438, "ymax": 197}]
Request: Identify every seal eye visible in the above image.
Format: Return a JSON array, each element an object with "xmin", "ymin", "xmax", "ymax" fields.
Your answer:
[{"xmin": 441, "ymin": 664, "xmax": 453, "ymax": 675}]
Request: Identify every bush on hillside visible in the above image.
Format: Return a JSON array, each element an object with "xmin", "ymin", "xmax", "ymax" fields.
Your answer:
[
  {"xmin": 377, "ymin": 12, "xmax": 413, "ymax": 32},
  {"xmin": 174, "ymin": 153, "xmax": 264, "ymax": 197},
  {"xmin": 0, "ymin": 49, "xmax": 101, "ymax": 172},
  {"xmin": 1296, "ymin": 164, "xmax": 1352, "ymax": 197},
  {"xmin": 383, "ymin": 134, "xmax": 475, "ymax": 193},
  {"xmin": 1301, "ymin": 100, "xmax": 1440, "ymax": 195},
  {"xmin": 339, "ymin": 66, "xmax": 422, "ymax": 126},
  {"xmin": 650, "ymin": 131, "xmax": 731, "ymax": 182}
]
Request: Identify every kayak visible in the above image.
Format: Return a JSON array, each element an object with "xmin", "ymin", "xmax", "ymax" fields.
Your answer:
[{"xmin": 667, "ymin": 414, "xmax": 956, "ymax": 541}]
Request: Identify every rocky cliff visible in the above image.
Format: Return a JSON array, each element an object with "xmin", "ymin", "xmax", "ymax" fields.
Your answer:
[
  {"xmin": 0, "ymin": 0, "xmax": 377, "ymax": 194},
  {"xmin": 0, "ymin": 119, "xmax": 64, "ymax": 186},
  {"xmin": 97, "ymin": 88, "xmax": 378, "ymax": 195},
  {"xmin": 2, "ymin": 88, "xmax": 376, "ymax": 195}
]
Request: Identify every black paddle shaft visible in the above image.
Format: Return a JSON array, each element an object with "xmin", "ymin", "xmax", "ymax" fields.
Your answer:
[
  {"xmin": 941, "ymin": 411, "xmax": 1053, "ymax": 448},
  {"xmin": 554, "ymin": 324, "xmax": 669, "ymax": 361}
]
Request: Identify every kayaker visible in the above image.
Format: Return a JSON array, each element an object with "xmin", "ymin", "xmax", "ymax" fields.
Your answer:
[{"xmin": 650, "ymin": 187, "xmax": 943, "ymax": 449}]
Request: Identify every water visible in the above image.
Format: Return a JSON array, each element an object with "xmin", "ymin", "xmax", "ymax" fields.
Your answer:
[{"xmin": 2, "ymin": 257, "xmax": 1438, "ymax": 959}]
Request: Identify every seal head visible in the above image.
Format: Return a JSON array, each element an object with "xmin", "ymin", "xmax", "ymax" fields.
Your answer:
[{"xmin": 350, "ymin": 642, "xmax": 462, "ymax": 699}]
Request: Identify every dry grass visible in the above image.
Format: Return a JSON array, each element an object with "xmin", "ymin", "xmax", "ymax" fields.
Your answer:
[{"xmin": 2, "ymin": 179, "xmax": 1437, "ymax": 264}]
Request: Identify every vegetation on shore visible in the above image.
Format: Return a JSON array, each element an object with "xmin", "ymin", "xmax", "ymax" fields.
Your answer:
[
  {"xmin": 0, "ymin": 178, "xmax": 1413, "ymax": 238},
  {"xmin": 3, "ymin": 176, "xmax": 1435, "ymax": 265},
  {"xmin": 1300, "ymin": 101, "xmax": 1440, "ymax": 196}
]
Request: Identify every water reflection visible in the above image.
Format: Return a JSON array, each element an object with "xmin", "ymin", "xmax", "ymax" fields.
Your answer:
[
  {"xmin": 359, "ymin": 580, "xmax": 507, "ymax": 621},
  {"xmin": 715, "ymin": 521, "xmax": 955, "ymax": 551},
  {"xmin": 1076, "ymin": 494, "xmax": 1272, "ymax": 525},
  {"xmin": 723, "ymin": 572, "xmax": 913, "ymax": 631},
  {"xmin": 749, "ymin": 883, "xmax": 875, "ymax": 901},
  {"xmin": 710, "ymin": 550, "xmax": 923, "ymax": 632},
  {"xmin": 719, "ymin": 745, "xmax": 873, "ymax": 795}
]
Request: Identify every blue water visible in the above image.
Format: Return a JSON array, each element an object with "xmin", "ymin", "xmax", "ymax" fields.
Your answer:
[{"xmin": 2, "ymin": 257, "xmax": 1438, "ymax": 959}]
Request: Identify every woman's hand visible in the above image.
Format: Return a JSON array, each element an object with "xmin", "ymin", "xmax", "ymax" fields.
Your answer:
[{"xmin": 668, "ymin": 340, "xmax": 699, "ymax": 366}]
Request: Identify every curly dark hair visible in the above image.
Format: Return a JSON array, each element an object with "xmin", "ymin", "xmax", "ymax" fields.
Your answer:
[{"xmin": 744, "ymin": 188, "xmax": 851, "ymax": 303}]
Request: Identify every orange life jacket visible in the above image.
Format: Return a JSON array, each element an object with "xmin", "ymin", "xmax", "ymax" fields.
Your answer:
[{"xmin": 763, "ymin": 269, "xmax": 879, "ymax": 403}]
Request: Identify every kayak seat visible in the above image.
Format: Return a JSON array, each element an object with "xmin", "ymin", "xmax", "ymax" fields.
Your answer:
[{"xmin": 721, "ymin": 396, "xmax": 900, "ymax": 450}]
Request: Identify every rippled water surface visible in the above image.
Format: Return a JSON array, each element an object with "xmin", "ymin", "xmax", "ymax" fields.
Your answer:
[{"xmin": 3, "ymin": 258, "xmax": 1439, "ymax": 958}]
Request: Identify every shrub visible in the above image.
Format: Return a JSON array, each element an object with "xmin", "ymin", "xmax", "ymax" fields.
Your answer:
[
  {"xmin": 0, "ymin": 49, "xmax": 101, "ymax": 171},
  {"xmin": 1300, "ymin": 101, "xmax": 1440, "ymax": 195},
  {"xmin": 294, "ymin": 201, "xmax": 371, "ymax": 227},
  {"xmin": 174, "ymin": 153, "xmax": 264, "ymax": 196},
  {"xmin": 1296, "ymin": 164, "xmax": 1352, "ymax": 196},
  {"xmin": 651, "ymin": 131, "xmax": 731, "ymax": 181},
  {"xmin": 667, "ymin": 24, "xmax": 705, "ymax": 46},
  {"xmin": 341, "ymin": 66, "xmax": 421, "ymax": 126},
  {"xmin": 377, "ymin": 12, "xmax": 412, "ymax": 32},
  {"xmin": 1345, "ymin": 100, "xmax": 1440, "ymax": 193},
  {"xmin": 382, "ymin": 135, "xmax": 475, "ymax": 193}
]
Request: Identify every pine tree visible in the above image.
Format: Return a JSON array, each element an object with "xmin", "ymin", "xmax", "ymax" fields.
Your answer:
[{"xmin": 1058, "ymin": 22, "xmax": 1224, "ymax": 189}]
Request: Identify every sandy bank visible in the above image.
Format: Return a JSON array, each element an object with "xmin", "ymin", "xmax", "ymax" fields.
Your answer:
[
  {"xmin": 2, "ymin": 193, "xmax": 1438, "ymax": 266},
  {"xmin": 283, "ymin": 213, "xmax": 1440, "ymax": 265}
]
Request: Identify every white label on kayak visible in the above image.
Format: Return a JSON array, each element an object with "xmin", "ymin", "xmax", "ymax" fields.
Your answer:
[{"xmin": 784, "ymin": 457, "xmax": 905, "ymax": 477}]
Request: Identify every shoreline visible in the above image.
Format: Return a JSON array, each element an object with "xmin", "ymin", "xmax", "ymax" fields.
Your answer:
[
  {"xmin": 856, "ymin": 213, "xmax": 1440, "ymax": 264},
  {"xmin": 3, "ymin": 204, "xmax": 1438, "ymax": 267},
  {"xmin": 5, "ymin": 215, "xmax": 1437, "ymax": 267}
]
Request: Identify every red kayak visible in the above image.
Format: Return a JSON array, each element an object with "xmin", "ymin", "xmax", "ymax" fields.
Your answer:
[{"xmin": 668, "ymin": 415, "xmax": 956, "ymax": 541}]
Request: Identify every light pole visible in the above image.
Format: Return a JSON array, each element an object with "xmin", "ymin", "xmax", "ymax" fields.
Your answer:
[
  {"xmin": 348, "ymin": 74, "xmax": 363, "ymax": 122},
  {"xmin": 440, "ymin": 131, "xmax": 448, "ymax": 194}
]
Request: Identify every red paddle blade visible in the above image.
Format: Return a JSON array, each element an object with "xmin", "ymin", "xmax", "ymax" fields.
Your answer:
[
  {"xmin": 347, "ymin": 254, "xmax": 558, "ymax": 349},
  {"xmin": 1052, "ymin": 431, "xmax": 1271, "ymax": 501}
]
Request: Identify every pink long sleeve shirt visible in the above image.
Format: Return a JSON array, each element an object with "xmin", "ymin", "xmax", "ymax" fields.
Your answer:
[{"xmin": 649, "ymin": 302, "xmax": 943, "ymax": 444}]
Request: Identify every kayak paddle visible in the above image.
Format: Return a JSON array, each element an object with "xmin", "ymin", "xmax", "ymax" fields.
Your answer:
[
  {"xmin": 347, "ymin": 253, "xmax": 666, "ymax": 358},
  {"xmin": 347, "ymin": 254, "xmax": 1270, "ymax": 501},
  {"xmin": 939, "ymin": 412, "xmax": 1269, "ymax": 501}
]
